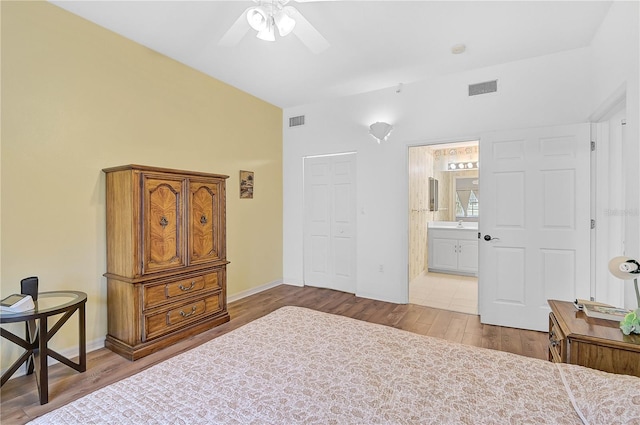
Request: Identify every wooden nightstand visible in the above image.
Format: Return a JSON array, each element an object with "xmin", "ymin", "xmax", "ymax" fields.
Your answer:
[{"xmin": 548, "ymin": 300, "xmax": 640, "ymax": 377}]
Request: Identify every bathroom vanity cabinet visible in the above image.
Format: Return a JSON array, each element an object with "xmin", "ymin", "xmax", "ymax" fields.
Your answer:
[{"xmin": 427, "ymin": 227, "xmax": 478, "ymax": 276}]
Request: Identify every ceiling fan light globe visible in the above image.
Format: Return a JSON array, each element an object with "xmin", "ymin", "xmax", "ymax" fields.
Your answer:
[
  {"xmin": 247, "ymin": 7, "xmax": 268, "ymax": 31},
  {"xmin": 275, "ymin": 10, "xmax": 296, "ymax": 37},
  {"xmin": 256, "ymin": 24, "xmax": 275, "ymax": 42}
]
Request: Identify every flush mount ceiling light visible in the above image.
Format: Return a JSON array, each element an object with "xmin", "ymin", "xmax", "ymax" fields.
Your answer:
[
  {"xmin": 451, "ymin": 43, "xmax": 466, "ymax": 54},
  {"xmin": 369, "ymin": 122, "xmax": 393, "ymax": 144},
  {"xmin": 247, "ymin": 1, "xmax": 296, "ymax": 41}
]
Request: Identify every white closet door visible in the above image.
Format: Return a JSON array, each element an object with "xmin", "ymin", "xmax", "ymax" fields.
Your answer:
[{"xmin": 303, "ymin": 154, "xmax": 357, "ymax": 293}]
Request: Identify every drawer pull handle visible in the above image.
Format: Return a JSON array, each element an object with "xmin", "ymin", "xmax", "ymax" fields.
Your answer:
[
  {"xmin": 179, "ymin": 281, "xmax": 196, "ymax": 291},
  {"xmin": 179, "ymin": 306, "xmax": 197, "ymax": 318},
  {"xmin": 200, "ymin": 215, "xmax": 208, "ymax": 225},
  {"xmin": 160, "ymin": 216, "xmax": 169, "ymax": 228}
]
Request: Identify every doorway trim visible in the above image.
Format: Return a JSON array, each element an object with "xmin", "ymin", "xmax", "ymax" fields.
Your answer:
[{"xmin": 590, "ymin": 83, "xmax": 627, "ymax": 306}]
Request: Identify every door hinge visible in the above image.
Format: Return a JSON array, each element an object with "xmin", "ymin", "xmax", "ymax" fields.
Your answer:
[
  {"xmin": 591, "ymin": 219, "xmax": 596, "ymax": 229},
  {"xmin": 590, "ymin": 141, "xmax": 596, "ymax": 151}
]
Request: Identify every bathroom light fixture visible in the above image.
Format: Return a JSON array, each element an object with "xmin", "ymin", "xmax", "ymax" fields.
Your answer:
[
  {"xmin": 448, "ymin": 161, "xmax": 479, "ymax": 171},
  {"xmin": 369, "ymin": 122, "xmax": 393, "ymax": 144},
  {"xmin": 247, "ymin": 2, "xmax": 296, "ymax": 41},
  {"xmin": 609, "ymin": 256, "xmax": 640, "ymax": 307}
]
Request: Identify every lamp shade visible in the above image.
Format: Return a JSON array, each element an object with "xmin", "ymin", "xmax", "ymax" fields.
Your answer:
[
  {"xmin": 609, "ymin": 256, "xmax": 640, "ymax": 280},
  {"xmin": 369, "ymin": 122, "xmax": 393, "ymax": 143}
]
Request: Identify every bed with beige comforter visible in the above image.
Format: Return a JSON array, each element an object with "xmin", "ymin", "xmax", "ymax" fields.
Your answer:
[{"xmin": 30, "ymin": 306, "xmax": 640, "ymax": 424}]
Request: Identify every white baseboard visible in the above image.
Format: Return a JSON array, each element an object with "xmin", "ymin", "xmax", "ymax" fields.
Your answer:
[{"xmin": 227, "ymin": 279, "xmax": 284, "ymax": 303}]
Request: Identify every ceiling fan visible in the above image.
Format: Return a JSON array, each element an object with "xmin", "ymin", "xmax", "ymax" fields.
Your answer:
[{"xmin": 218, "ymin": 0, "xmax": 330, "ymax": 54}]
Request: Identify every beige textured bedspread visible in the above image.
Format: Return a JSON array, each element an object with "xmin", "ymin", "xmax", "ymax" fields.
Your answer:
[{"xmin": 30, "ymin": 306, "xmax": 640, "ymax": 424}]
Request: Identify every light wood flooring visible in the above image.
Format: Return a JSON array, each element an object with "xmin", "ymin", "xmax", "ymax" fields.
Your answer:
[{"xmin": 1, "ymin": 284, "xmax": 549, "ymax": 424}]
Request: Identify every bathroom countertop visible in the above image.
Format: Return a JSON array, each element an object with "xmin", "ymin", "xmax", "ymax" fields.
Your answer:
[{"xmin": 428, "ymin": 221, "xmax": 478, "ymax": 230}]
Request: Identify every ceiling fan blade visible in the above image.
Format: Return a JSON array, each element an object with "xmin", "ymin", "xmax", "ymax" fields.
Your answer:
[
  {"xmin": 286, "ymin": 6, "xmax": 329, "ymax": 54},
  {"xmin": 218, "ymin": 7, "xmax": 251, "ymax": 47}
]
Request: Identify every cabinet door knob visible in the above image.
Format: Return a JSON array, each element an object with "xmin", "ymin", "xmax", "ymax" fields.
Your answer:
[
  {"xmin": 160, "ymin": 216, "xmax": 169, "ymax": 228},
  {"xmin": 200, "ymin": 215, "xmax": 208, "ymax": 225}
]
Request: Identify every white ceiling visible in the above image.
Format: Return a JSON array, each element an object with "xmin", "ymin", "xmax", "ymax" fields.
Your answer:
[{"xmin": 50, "ymin": 1, "xmax": 612, "ymax": 109}]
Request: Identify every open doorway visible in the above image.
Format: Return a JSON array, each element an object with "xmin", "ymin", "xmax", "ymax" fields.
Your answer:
[{"xmin": 408, "ymin": 141, "xmax": 479, "ymax": 314}]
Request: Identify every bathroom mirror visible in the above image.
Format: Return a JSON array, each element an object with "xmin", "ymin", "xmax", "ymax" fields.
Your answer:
[{"xmin": 429, "ymin": 177, "xmax": 438, "ymax": 211}]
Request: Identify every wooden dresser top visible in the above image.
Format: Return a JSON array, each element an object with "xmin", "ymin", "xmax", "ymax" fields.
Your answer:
[{"xmin": 549, "ymin": 299, "xmax": 640, "ymax": 350}]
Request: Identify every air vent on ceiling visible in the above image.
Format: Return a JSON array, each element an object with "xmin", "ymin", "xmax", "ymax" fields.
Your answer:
[
  {"xmin": 289, "ymin": 115, "xmax": 305, "ymax": 127},
  {"xmin": 469, "ymin": 80, "xmax": 498, "ymax": 96}
]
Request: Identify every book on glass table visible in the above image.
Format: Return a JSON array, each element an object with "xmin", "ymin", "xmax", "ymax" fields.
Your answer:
[
  {"xmin": 0, "ymin": 294, "xmax": 35, "ymax": 313},
  {"xmin": 582, "ymin": 303, "xmax": 631, "ymax": 322}
]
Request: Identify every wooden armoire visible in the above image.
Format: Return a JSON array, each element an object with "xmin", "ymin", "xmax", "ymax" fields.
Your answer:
[{"xmin": 103, "ymin": 165, "xmax": 230, "ymax": 360}]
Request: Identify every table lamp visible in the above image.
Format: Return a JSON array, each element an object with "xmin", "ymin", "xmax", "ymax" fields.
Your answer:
[{"xmin": 608, "ymin": 256, "xmax": 640, "ymax": 308}]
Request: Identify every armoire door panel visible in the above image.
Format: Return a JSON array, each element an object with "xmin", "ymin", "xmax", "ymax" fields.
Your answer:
[
  {"xmin": 189, "ymin": 180, "xmax": 223, "ymax": 265},
  {"xmin": 142, "ymin": 176, "xmax": 186, "ymax": 274}
]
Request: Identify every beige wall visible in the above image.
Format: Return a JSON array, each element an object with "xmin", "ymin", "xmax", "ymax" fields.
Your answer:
[{"xmin": 1, "ymin": 1, "xmax": 282, "ymax": 366}]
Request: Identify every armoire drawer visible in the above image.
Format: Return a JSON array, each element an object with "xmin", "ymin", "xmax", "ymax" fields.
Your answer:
[
  {"xmin": 143, "ymin": 270, "xmax": 222, "ymax": 309},
  {"xmin": 144, "ymin": 292, "xmax": 224, "ymax": 341}
]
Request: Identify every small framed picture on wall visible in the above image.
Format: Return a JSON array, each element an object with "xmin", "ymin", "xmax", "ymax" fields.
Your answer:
[{"xmin": 240, "ymin": 170, "xmax": 254, "ymax": 199}]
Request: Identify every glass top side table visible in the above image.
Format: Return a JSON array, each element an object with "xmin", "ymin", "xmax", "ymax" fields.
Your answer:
[{"xmin": 1, "ymin": 290, "xmax": 87, "ymax": 404}]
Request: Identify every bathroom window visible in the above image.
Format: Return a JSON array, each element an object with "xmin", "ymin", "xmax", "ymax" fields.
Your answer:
[
  {"xmin": 467, "ymin": 191, "xmax": 479, "ymax": 217},
  {"xmin": 455, "ymin": 177, "xmax": 479, "ymax": 219},
  {"xmin": 455, "ymin": 193, "xmax": 465, "ymax": 217}
]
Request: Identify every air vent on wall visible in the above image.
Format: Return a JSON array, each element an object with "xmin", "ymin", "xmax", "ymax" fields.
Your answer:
[
  {"xmin": 469, "ymin": 80, "xmax": 498, "ymax": 96},
  {"xmin": 289, "ymin": 115, "xmax": 305, "ymax": 127}
]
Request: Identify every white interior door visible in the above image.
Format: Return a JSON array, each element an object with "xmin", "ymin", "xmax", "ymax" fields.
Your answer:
[
  {"xmin": 303, "ymin": 153, "xmax": 357, "ymax": 293},
  {"xmin": 479, "ymin": 124, "xmax": 591, "ymax": 331}
]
